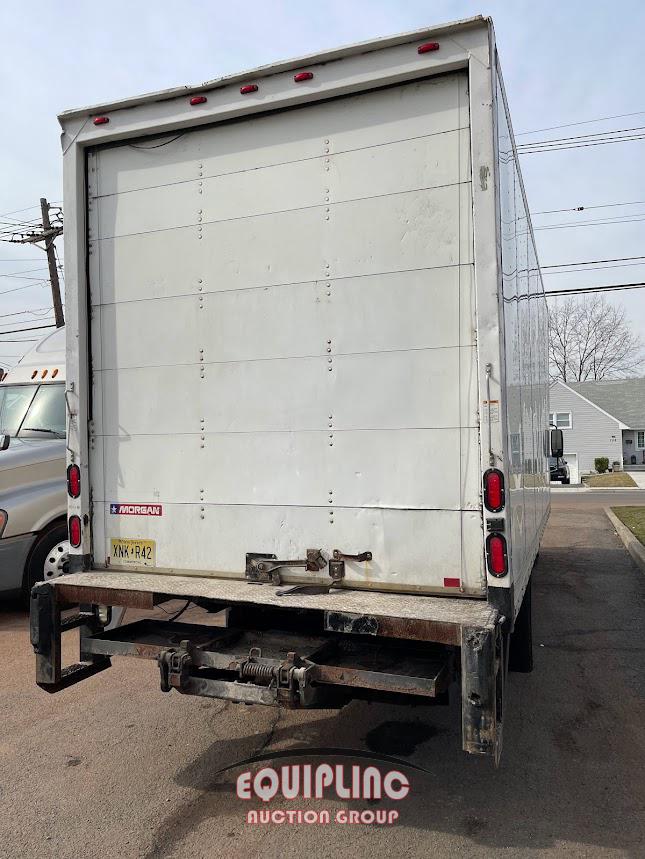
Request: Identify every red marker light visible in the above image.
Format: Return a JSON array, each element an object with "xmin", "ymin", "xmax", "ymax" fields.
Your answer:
[
  {"xmin": 190, "ymin": 96, "xmax": 208, "ymax": 106},
  {"xmin": 69, "ymin": 515, "xmax": 82, "ymax": 548},
  {"xmin": 240, "ymin": 84, "xmax": 258, "ymax": 94},
  {"xmin": 294, "ymin": 71, "xmax": 314, "ymax": 82},
  {"xmin": 483, "ymin": 468, "xmax": 505, "ymax": 513},
  {"xmin": 487, "ymin": 534, "xmax": 508, "ymax": 577},
  {"xmin": 93, "ymin": 116, "xmax": 109, "ymax": 126},
  {"xmin": 418, "ymin": 42, "xmax": 440, "ymax": 54},
  {"xmin": 444, "ymin": 577, "xmax": 461, "ymax": 588},
  {"xmin": 67, "ymin": 464, "xmax": 81, "ymax": 499}
]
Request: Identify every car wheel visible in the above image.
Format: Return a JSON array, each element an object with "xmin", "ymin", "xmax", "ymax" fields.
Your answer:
[{"xmin": 23, "ymin": 522, "xmax": 69, "ymax": 598}]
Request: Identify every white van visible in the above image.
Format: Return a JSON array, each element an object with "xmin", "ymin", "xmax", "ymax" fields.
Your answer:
[{"xmin": 0, "ymin": 326, "xmax": 67, "ymax": 598}]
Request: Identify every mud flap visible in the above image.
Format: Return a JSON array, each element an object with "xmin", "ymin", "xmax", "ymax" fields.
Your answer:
[{"xmin": 460, "ymin": 621, "xmax": 505, "ymax": 763}]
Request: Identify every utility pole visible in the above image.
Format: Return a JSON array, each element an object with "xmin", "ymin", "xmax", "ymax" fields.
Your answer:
[{"xmin": 40, "ymin": 198, "xmax": 64, "ymax": 328}]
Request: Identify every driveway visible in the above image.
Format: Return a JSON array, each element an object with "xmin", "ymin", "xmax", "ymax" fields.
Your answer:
[
  {"xmin": 625, "ymin": 471, "xmax": 645, "ymax": 489},
  {"xmin": 1, "ymin": 497, "xmax": 644, "ymax": 858}
]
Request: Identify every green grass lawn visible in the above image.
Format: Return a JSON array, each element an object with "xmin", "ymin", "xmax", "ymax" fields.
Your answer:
[
  {"xmin": 582, "ymin": 473, "xmax": 637, "ymax": 488},
  {"xmin": 612, "ymin": 506, "xmax": 645, "ymax": 544}
]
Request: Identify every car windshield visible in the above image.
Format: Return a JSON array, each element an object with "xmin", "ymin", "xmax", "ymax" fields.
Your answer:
[{"xmin": 0, "ymin": 383, "xmax": 65, "ymax": 438}]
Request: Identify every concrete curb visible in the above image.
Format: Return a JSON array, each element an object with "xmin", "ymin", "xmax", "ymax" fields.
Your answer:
[
  {"xmin": 582, "ymin": 486, "xmax": 643, "ymax": 491},
  {"xmin": 605, "ymin": 507, "xmax": 645, "ymax": 575}
]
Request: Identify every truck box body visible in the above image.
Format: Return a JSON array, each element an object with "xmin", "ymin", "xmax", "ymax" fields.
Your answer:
[{"xmin": 32, "ymin": 16, "xmax": 549, "ymax": 758}]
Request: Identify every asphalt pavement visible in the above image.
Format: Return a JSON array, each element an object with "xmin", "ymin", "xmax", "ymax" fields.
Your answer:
[{"xmin": 1, "ymin": 493, "xmax": 644, "ymax": 858}]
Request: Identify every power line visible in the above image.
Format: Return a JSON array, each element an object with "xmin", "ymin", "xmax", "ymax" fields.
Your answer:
[
  {"xmin": 544, "ymin": 282, "xmax": 645, "ymax": 297},
  {"xmin": 516, "ymin": 110, "xmax": 645, "ymax": 137},
  {"xmin": 0, "ymin": 281, "xmax": 48, "ymax": 297},
  {"xmin": 542, "ymin": 261, "xmax": 645, "ymax": 275},
  {"xmin": 517, "ymin": 136, "xmax": 645, "ymax": 155},
  {"xmin": 0, "ymin": 258, "xmax": 48, "ymax": 263},
  {"xmin": 0, "ymin": 266, "xmax": 49, "ymax": 278},
  {"xmin": 0, "ymin": 323, "xmax": 56, "ymax": 336},
  {"xmin": 535, "ymin": 215, "xmax": 645, "ymax": 231},
  {"xmin": 0, "ymin": 306, "xmax": 53, "ymax": 321},
  {"xmin": 0, "ymin": 202, "xmax": 61, "ymax": 219},
  {"xmin": 533, "ymin": 200, "xmax": 645, "ymax": 216},
  {"xmin": 542, "ymin": 255, "xmax": 645, "ymax": 269},
  {"xmin": 517, "ymin": 124, "xmax": 645, "ymax": 147}
]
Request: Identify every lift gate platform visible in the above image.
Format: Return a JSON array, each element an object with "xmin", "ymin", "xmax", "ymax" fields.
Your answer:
[{"xmin": 30, "ymin": 572, "xmax": 503, "ymax": 757}]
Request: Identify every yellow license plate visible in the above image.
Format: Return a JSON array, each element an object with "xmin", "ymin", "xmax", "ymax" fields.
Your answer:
[{"xmin": 110, "ymin": 538, "xmax": 156, "ymax": 568}]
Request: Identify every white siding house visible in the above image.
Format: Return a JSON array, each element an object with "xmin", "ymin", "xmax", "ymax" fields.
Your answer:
[{"xmin": 549, "ymin": 379, "xmax": 645, "ymax": 480}]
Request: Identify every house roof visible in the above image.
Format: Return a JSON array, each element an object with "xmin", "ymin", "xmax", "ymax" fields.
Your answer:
[{"xmin": 567, "ymin": 378, "xmax": 645, "ymax": 429}]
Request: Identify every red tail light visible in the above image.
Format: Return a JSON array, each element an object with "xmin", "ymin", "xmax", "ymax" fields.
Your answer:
[
  {"xmin": 189, "ymin": 95, "xmax": 207, "ymax": 105},
  {"xmin": 418, "ymin": 42, "xmax": 440, "ymax": 54},
  {"xmin": 69, "ymin": 515, "xmax": 82, "ymax": 548},
  {"xmin": 240, "ymin": 84, "xmax": 258, "ymax": 94},
  {"xmin": 486, "ymin": 534, "xmax": 508, "ymax": 577},
  {"xmin": 67, "ymin": 464, "xmax": 81, "ymax": 498},
  {"xmin": 93, "ymin": 116, "xmax": 109, "ymax": 126},
  {"xmin": 483, "ymin": 468, "xmax": 505, "ymax": 512},
  {"xmin": 294, "ymin": 72, "xmax": 314, "ymax": 82}
]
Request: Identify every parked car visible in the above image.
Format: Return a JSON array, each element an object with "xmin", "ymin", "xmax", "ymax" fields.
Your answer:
[
  {"xmin": 549, "ymin": 456, "xmax": 570, "ymax": 484},
  {"xmin": 0, "ymin": 327, "xmax": 67, "ymax": 598}
]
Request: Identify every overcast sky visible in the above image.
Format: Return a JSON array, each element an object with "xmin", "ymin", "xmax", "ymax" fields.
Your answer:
[{"xmin": 1, "ymin": 0, "xmax": 644, "ymax": 368}]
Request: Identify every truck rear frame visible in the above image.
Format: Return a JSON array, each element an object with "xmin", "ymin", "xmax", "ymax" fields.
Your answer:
[{"xmin": 31, "ymin": 570, "xmax": 505, "ymax": 758}]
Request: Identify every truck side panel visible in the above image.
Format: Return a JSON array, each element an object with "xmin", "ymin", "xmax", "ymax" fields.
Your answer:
[{"xmin": 495, "ymin": 60, "xmax": 550, "ymax": 615}]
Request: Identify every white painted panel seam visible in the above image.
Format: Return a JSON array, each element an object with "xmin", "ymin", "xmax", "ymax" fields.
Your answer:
[
  {"xmin": 91, "ymin": 262, "xmax": 475, "ymax": 308},
  {"xmin": 96, "ymin": 181, "xmax": 472, "ymax": 242},
  {"xmin": 91, "ymin": 127, "xmax": 472, "ymax": 200}
]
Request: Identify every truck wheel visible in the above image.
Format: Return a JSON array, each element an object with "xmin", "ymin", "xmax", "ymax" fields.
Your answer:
[
  {"xmin": 23, "ymin": 521, "xmax": 69, "ymax": 598},
  {"xmin": 508, "ymin": 578, "xmax": 533, "ymax": 673},
  {"xmin": 562, "ymin": 478, "xmax": 570, "ymax": 485}
]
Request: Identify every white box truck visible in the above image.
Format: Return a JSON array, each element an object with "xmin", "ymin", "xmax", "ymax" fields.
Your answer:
[{"xmin": 31, "ymin": 16, "xmax": 559, "ymax": 760}]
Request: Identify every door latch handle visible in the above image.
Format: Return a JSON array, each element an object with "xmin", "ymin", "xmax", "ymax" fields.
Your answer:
[
  {"xmin": 332, "ymin": 550, "xmax": 372, "ymax": 562},
  {"xmin": 246, "ymin": 549, "xmax": 326, "ymax": 584}
]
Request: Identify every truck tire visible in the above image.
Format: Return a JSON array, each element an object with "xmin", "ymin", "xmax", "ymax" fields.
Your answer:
[
  {"xmin": 22, "ymin": 521, "xmax": 69, "ymax": 599},
  {"xmin": 508, "ymin": 578, "xmax": 533, "ymax": 673},
  {"xmin": 562, "ymin": 478, "xmax": 570, "ymax": 485}
]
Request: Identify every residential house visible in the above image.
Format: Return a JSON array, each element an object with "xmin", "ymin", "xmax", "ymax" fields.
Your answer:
[{"xmin": 549, "ymin": 378, "xmax": 645, "ymax": 482}]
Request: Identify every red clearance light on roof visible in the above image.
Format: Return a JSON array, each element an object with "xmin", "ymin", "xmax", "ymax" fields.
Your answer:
[
  {"xmin": 240, "ymin": 84, "xmax": 258, "ymax": 94},
  {"xmin": 483, "ymin": 468, "xmax": 505, "ymax": 513},
  {"xmin": 486, "ymin": 534, "xmax": 508, "ymax": 577},
  {"xmin": 69, "ymin": 515, "xmax": 82, "ymax": 548},
  {"xmin": 418, "ymin": 42, "xmax": 440, "ymax": 54},
  {"xmin": 67, "ymin": 464, "xmax": 81, "ymax": 499},
  {"xmin": 190, "ymin": 95, "xmax": 208, "ymax": 105},
  {"xmin": 93, "ymin": 116, "xmax": 109, "ymax": 126},
  {"xmin": 294, "ymin": 71, "xmax": 314, "ymax": 82}
]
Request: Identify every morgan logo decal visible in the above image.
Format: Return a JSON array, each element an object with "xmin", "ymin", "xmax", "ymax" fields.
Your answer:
[{"xmin": 110, "ymin": 503, "xmax": 163, "ymax": 516}]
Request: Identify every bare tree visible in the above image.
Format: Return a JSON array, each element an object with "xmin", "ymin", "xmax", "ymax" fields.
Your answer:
[{"xmin": 549, "ymin": 295, "xmax": 644, "ymax": 382}]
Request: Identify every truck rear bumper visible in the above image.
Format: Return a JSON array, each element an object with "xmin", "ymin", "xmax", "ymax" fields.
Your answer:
[
  {"xmin": 31, "ymin": 572, "xmax": 505, "ymax": 759},
  {"xmin": 43, "ymin": 570, "xmax": 497, "ymax": 644}
]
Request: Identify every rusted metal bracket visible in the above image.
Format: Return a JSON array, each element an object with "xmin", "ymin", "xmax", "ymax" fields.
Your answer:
[
  {"xmin": 158, "ymin": 639, "xmax": 195, "ymax": 693},
  {"xmin": 333, "ymin": 549, "xmax": 372, "ymax": 562},
  {"xmin": 329, "ymin": 549, "xmax": 372, "ymax": 584},
  {"xmin": 245, "ymin": 549, "xmax": 326, "ymax": 584},
  {"xmin": 30, "ymin": 581, "xmax": 111, "ymax": 692}
]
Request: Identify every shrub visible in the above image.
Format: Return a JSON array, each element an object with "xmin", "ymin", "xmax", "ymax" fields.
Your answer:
[{"xmin": 594, "ymin": 457, "xmax": 609, "ymax": 474}]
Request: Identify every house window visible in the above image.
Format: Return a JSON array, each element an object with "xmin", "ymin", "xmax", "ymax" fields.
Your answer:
[
  {"xmin": 637, "ymin": 431, "xmax": 645, "ymax": 449},
  {"xmin": 549, "ymin": 412, "xmax": 572, "ymax": 430}
]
